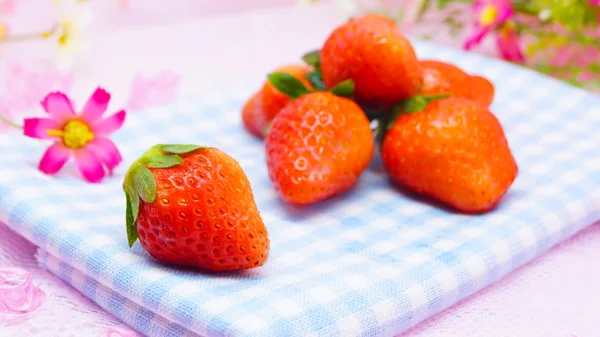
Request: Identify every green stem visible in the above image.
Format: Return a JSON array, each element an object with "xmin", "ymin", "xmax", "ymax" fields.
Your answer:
[{"xmin": 0, "ymin": 114, "xmax": 23, "ymax": 129}]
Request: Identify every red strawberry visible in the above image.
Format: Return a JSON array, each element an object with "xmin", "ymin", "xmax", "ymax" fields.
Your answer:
[
  {"xmin": 242, "ymin": 64, "xmax": 312, "ymax": 138},
  {"xmin": 265, "ymin": 91, "xmax": 374, "ymax": 205},
  {"xmin": 381, "ymin": 97, "xmax": 517, "ymax": 213},
  {"xmin": 419, "ymin": 60, "xmax": 495, "ymax": 107},
  {"xmin": 467, "ymin": 75, "xmax": 495, "ymax": 107},
  {"xmin": 320, "ymin": 14, "xmax": 423, "ymax": 105},
  {"xmin": 123, "ymin": 144, "xmax": 270, "ymax": 271}
]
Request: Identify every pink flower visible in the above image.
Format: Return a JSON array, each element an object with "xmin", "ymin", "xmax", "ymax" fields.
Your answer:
[
  {"xmin": 464, "ymin": 0, "xmax": 513, "ymax": 50},
  {"xmin": 23, "ymin": 87, "xmax": 126, "ymax": 183},
  {"xmin": 0, "ymin": 267, "xmax": 46, "ymax": 314},
  {"xmin": 496, "ymin": 21, "xmax": 525, "ymax": 62},
  {"xmin": 590, "ymin": 0, "xmax": 599, "ymax": 6}
]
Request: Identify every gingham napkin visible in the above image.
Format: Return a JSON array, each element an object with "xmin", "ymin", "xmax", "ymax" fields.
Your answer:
[{"xmin": 1, "ymin": 40, "xmax": 600, "ymax": 337}]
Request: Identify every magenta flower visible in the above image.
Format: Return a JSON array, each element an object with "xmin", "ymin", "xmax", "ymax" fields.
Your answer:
[
  {"xmin": 496, "ymin": 21, "xmax": 525, "ymax": 62},
  {"xmin": 464, "ymin": 0, "xmax": 514, "ymax": 50},
  {"xmin": 23, "ymin": 87, "xmax": 126, "ymax": 183}
]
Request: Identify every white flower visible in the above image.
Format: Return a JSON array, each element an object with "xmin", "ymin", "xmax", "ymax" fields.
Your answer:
[
  {"xmin": 52, "ymin": 0, "xmax": 93, "ymax": 71},
  {"xmin": 333, "ymin": 0, "xmax": 359, "ymax": 20}
]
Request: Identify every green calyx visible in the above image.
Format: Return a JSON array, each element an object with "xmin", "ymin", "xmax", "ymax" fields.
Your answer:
[
  {"xmin": 372, "ymin": 93, "xmax": 452, "ymax": 144},
  {"xmin": 387, "ymin": 93, "xmax": 452, "ymax": 130},
  {"xmin": 266, "ymin": 48, "xmax": 356, "ymax": 99},
  {"xmin": 123, "ymin": 144, "xmax": 208, "ymax": 247}
]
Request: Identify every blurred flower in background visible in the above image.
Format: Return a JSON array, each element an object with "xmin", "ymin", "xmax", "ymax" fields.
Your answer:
[
  {"xmin": 52, "ymin": 0, "xmax": 93, "ymax": 70},
  {"xmin": 305, "ymin": 0, "xmax": 600, "ymax": 92}
]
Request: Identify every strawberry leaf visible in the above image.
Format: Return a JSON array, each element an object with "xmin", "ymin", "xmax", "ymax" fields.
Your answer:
[
  {"xmin": 302, "ymin": 49, "xmax": 321, "ymax": 68},
  {"xmin": 330, "ymin": 79, "xmax": 355, "ymax": 98},
  {"xmin": 267, "ymin": 72, "xmax": 311, "ymax": 98},
  {"xmin": 125, "ymin": 192, "xmax": 138, "ymax": 247},
  {"xmin": 305, "ymin": 71, "xmax": 326, "ymax": 91},
  {"xmin": 133, "ymin": 163, "xmax": 156, "ymax": 203},
  {"xmin": 144, "ymin": 154, "xmax": 182, "ymax": 168},
  {"xmin": 158, "ymin": 144, "xmax": 207, "ymax": 154}
]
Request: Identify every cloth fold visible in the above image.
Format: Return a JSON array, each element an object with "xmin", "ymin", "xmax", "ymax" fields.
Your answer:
[{"xmin": 1, "ymin": 40, "xmax": 600, "ymax": 337}]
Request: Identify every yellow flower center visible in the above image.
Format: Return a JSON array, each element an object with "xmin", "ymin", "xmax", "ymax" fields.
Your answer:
[
  {"xmin": 480, "ymin": 4, "xmax": 498, "ymax": 26},
  {"xmin": 58, "ymin": 22, "xmax": 72, "ymax": 47},
  {"xmin": 47, "ymin": 120, "xmax": 94, "ymax": 149}
]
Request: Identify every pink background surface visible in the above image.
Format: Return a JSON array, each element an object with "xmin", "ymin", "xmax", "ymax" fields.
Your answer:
[{"xmin": 1, "ymin": 1, "xmax": 599, "ymax": 336}]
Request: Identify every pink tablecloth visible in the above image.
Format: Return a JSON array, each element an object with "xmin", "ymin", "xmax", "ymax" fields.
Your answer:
[{"xmin": 1, "ymin": 2, "xmax": 598, "ymax": 336}]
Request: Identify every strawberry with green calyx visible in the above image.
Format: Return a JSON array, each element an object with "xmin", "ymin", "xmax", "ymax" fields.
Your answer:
[
  {"xmin": 242, "ymin": 64, "xmax": 313, "ymax": 138},
  {"xmin": 123, "ymin": 144, "xmax": 270, "ymax": 272},
  {"xmin": 265, "ymin": 91, "xmax": 374, "ymax": 205},
  {"xmin": 381, "ymin": 98, "xmax": 518, "ymax": 213}
]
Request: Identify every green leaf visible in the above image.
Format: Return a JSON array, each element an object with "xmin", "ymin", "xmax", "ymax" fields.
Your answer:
[
  {"xmin": 397, "ymin": 96, "xmax": 428, "ymax": 115},
  {"xmin": 330, "ymin": 79, "xmax": 355, "ymax": 97},
  {"xmin": 305, "ymin": 71, "xmax": 326, "ymax": 91},
  {"xmin": 302, "ymin": 49, "xmax": 321, "ymax": 68},
  {"xmin": 267, "ymin": 72, "xmax": 311, "ymax": 98},
  {"xmin": 144, "ymin": 154, "xmax": 182, "ymax": 168},
  {"xmin": 133, "ymin": 163, "xmax": 156, "ymax": 203},
  {"xmin": 125, "ymin": 192, "xmax": 139, "ymax": 247},
  {"xmin": 388, "ymin": 93, "xmax": 451, "ymax": 130},
  {"xmin": 158, "ymin": 144, "xmax": 207, "ymax": 154}
]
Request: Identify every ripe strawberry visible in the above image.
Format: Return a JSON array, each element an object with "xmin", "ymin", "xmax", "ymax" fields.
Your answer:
[
  {"xmin": 265, "ymin": 91, "xmax": 374, "ymax": 205},
  {"xmin": 381, "ymin": 98, "xmax": 517, "ymax": 213},
  {"xmin": 123, "ymin": 144, "xmax": 270, "ymax": 271},
  {"xmin": 467, "ymin": 75, "xmax": 495, "ymax": 107},
  {"xmin": 242, "ymin": 64, "xmax": 312, "ymax": 138},
  {"xmin": 419, "ymin": 60, "xmax": 495, "ymax": 107},
  {"xmin": 320, "ymin": 14, "xmax": 423, "ymax": 105}
]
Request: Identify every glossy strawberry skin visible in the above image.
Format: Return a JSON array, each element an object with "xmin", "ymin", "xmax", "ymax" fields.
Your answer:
[
  {"xmin": 320, "ymin": 14, "xmax": 423, "ymax": 105},
  {"xmin": 265, "ymin": 92, "xmax": 375, "ymax": 205},
  {"xmin": 382, "ymin": 98, "xmax": 517, "ymax": 213},
  {"xmin": 419, "ymin": 60, "xmax": 495, "ymax": 107},
  {"xmin": 136, "ymin": 148, "xmax": 270, "ymax": 271},
  {"xmin": 242, "ymin": 64, "xmax": 312, "ymax": 138}
]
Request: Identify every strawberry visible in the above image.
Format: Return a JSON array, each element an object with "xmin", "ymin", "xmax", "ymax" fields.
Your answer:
[
  {"xmin": 242, "ymin": 64, "xmax": 312, "ymax": 138},
  {"xmin": 123, "ymin": 144, "xmax": 270, "ymax": 271},
  {"xmin": 381, "ymin": 97, "xmax": 518, "ymax": 213},
  {"xmin": 419, "ymin": 60, "xmax": 495, "ymax": 107},
  {"xmin": 319, "ymin": 14, "xmax": 423, "ymax": 105},
  {"xmin": 467, "ymin": 75, "xmax": 495, "ymax": 107},
  {"xmin": 264, "ymin": 73, "xmax": 374, "ymax": 204}
]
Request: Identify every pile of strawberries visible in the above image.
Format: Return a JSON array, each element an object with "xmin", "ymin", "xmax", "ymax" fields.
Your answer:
[
  {"xmin": 243, "ymin": 14, "xmax": 518, "ymax": 213},
  {"xmin": 123, "ymin": 14, "xmax": 518, "ymax": 272}
]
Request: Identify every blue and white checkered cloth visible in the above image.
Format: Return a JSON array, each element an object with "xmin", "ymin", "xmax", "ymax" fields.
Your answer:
[{"xmin": 1, "ymin": 40, "xmax": 600, "ymax": 337}]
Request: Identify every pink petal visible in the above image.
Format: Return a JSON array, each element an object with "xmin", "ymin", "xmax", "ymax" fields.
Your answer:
[
  {"xmin": 41, "ymin": 92, "xmax": 75, "ymax": 122},
  {"xmin": 23, "ymin": 117, "xmax": 62, "ymax": 139},
  {"xmin": 86, "ymin": 138, "xmax": 123, "ymax": 175},
  {"xmin": 464, "ymin": 29, "xmax": 487, "ymax": 50},
  {"xmin": 38, "ymin": 142, "xmax": 71, "ymax": 175},
  {"xmin": 5, "ymin": 62, "xmax": 72, "ymax": 111},
  {"xmin": 80, "ymin": 87, "xmax": 111, "ymax": 123},
  {"xmin": 74, "ymin": 148, "xmax": 106, "ymax": 183},
  {"xmin": 0, "ymin": 267, "xmax": 46, "ymax": 314},
  {"xmin": 495, "ymin": 6, "xmax": 514, "ymax": 25},
  {"xmin": 92, "ymin": 110, "xmax": 126, "ymax": 136}
]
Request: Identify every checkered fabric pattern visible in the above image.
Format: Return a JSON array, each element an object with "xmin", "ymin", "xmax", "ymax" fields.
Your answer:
[{"xmin": 1, "ymin": 40, "xmax": 600, "ymax": 337}]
